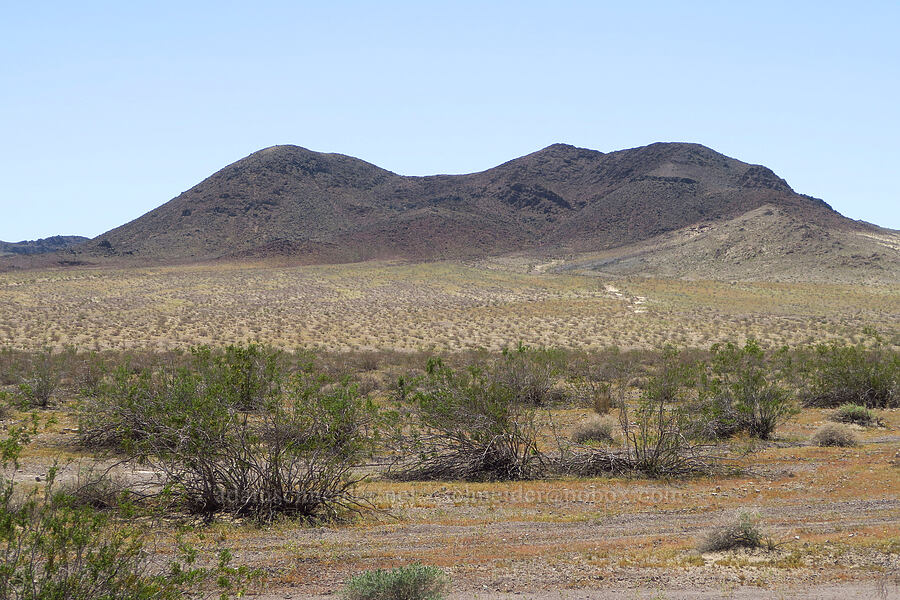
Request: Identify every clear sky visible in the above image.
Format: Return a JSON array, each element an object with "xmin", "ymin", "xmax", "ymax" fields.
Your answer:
[{"xmin": 2, "ymin": 1, "xmax": 898, "ymax": 241}]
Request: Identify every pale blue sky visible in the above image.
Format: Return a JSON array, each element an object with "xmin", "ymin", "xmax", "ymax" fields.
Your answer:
[{"xmin": 2, "ymin": 1, "xmax": 898, "ymax": 241}]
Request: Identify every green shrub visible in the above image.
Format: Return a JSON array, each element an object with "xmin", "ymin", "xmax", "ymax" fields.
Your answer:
[
  {"xmin": 830, "ymin": 403, "xmax": 882, "ymax": 427},
  {"xmin": 0, "ymin": 423, "xmax": 257, "ymax": 600},
  {"xmin": 390, "ymin": 358, "xmax": 544, "ymax": 481},
  {"xmin": 192, "ymin": 344, "xmax": 284, "ymax": 411},
  {"xmin": 698, "ymin": 513, "xmax": 771, "ymax": 553},
  {"xmin": 342, "ymin": 564, "xmax": 449, "ymax": 600},
  {"xmin": 618, "ymin": 348, "xmax": 715, "ymax": 477},
  {"xmin": 493, "ymin": 343, "xmax": 567, "ymax": 406},
  {"xmin": 18, "ymin": 348, "xmax": 62, "ymax": 408},
  {"xmin": 572, "ymin": 416, "xmax": 617, "ymax": 445},
  {"xmin": 694, "ymin": 340, "xmax": 798, "ymax": 440},
  {"xmin": 80, "ymin": 348, "xmax": 380, "ymax": 521},
  {"xmin": 812, "ymin": 423, "xmax": 859, "ymax": 447},
  {"xmin": 800, "ymin": 342, "xmax": 898, "ymax": 408}
]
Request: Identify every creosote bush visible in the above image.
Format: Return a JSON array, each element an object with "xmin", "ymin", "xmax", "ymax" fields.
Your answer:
[
  {"xmin": 694, "ymin": 340, "xmax": 797, "ymax": 440},
  {"xmin": 830, "ymin": 403, "xmax": 882, "ymax": 427},
  {"xmin": 617, "ymin": 348, "xmax": 716, "ymax": 477},
  {"xmin": 492, "ymin": 342, "xmax": 567, "ymax": 406},
  {"xmin": 0, "ymin": 422, "xmax": 257, "ymax": 600},
  {"xmin": 342, "ymin": 564, "xmax": 449, "ymax": 600},
  {"xmin": 800, "ymin": 337, "xmax": 898, "ymax": 409},
  {"xmin": 812, "ymin": 423, "xmax": 859, "ymax": 447},
  {"xmin": 18, "ymin": 348, "xmax": 62, "ymax": 408},
  {"xmin": 389, "ymin": 358, "xmax": 544, "ymax": 481},
  {"xmin": 80, "ymin": 344, "xmax": 380, "ymax": 522}
]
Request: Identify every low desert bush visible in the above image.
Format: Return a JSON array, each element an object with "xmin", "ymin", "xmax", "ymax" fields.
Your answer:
[
  {"xmin": 812, "ymin": 423, "xmax": 859, "ymax": 447},
  {"xmin": 698, "ymin": 513, "xmax": 771, "ymax": 553},
  {"xmin": 617, "ymin": 348, "xmax": 718, "ymax": 477},
  {"xmin": 389, "ymin": 358, "xmax": 544, "ymax": 481},
  {"xmin": 572, "ymin": 416, "xmax": 617, "ymax": 445},
  {"xmin": 830, "ymin": 403, "xmax": 882, "ymax": 427},
  {"xmin": 342, "ymin": 564, "xmax": 449, "ymax": 600}
]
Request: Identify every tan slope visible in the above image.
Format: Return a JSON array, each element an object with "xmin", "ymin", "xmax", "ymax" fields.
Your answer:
[{"xmin": 555, "ymin": 205, "xmax": 900, "ymax": 283}]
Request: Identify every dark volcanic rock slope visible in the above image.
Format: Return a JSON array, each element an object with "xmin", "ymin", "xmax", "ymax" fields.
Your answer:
[{"xmin": 86, "ymin": 142, "xmax": 852, "ymax": 263}]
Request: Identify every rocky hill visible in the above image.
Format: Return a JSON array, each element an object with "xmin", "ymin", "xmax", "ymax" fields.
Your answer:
[{"xmin": 9, "ymin": 142, "xmax": 897, "ymax": 282}]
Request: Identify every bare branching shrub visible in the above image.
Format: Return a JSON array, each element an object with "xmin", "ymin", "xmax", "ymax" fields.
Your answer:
[
  {"xmin": 617, "ymin": 348, "xmax": 717, "ymax": 477},
  {"xmin": 812, "ymin": 423, "xmax": 859, "ymax": 447},
  {"xmin": 389, "ymin": 358, "xmax": 544, "ymax": 481},
  {"xmin": 698, "ymin": 513, "xmax": 772, "ymax": 553},
  {"xmin": 54, "ymin": 466, "xmax": 138, "ymax": 511},
  {"xmin": 0, "ymin": 424, "xmax": 258, "ymax": 600}
]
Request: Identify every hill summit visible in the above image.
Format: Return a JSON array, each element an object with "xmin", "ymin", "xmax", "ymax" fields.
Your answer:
[
  {"xmin": 84, "ymin": 142, "xmax": 850, "ymax": 262},
  {"xmin": 17, "ymin": 142, "xmax": 895, "ymax": 281}
]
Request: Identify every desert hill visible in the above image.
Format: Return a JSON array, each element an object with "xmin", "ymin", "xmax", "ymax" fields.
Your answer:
[{"xmin": 10, "ymin": 142, "xmax": 898, "ymax": 281}]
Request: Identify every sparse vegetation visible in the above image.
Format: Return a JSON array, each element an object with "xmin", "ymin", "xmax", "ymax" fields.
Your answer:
[
  {"xmin": 0, "ymin": 261, "xmax": 897, "ymax": 597},
  {"xmin": 342, "ymin": 564, "xmax": 449, "ymax": 600}
]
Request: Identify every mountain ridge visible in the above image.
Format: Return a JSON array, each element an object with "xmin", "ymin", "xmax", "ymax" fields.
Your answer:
[{"xmin": 5, "ymin": 142, "xmax": 895, "ymax": 282}]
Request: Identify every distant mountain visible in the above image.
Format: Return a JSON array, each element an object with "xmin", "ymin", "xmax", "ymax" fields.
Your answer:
[
  {"xmin": 11, "ymin": 142, "xmax": 899, "ymax": 281},
  {"xmin": 0, "ymin": 235, "xmax": 88, "ymax": 256}
]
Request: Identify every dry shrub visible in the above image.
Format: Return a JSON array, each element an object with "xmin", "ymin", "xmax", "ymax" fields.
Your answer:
[
  {"xmin": 698, "ymin": 513, "xmax": 772, "ymax": 553},
  {"xmin": 812, "ymin": 423, "xmax": 859, "ymax": 447},
  {"xmin": 572, "ymin": 416, "xmax": 617, "ymax": 445}
]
